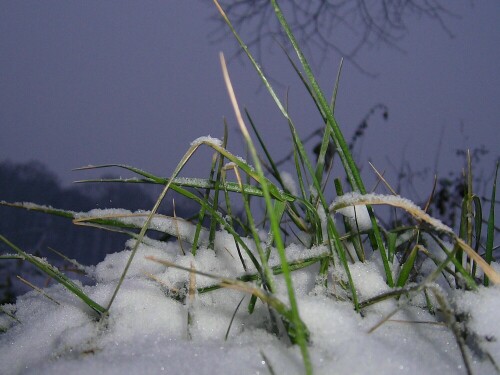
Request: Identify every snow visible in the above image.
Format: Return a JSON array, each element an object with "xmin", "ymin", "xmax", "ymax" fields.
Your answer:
[
  {"xmin": 2, "ymin": 225, "xmax": 500, "ymax": 375},
  {"xmin": 330, "ymin": 192, "xmax": 451, "ymax": 233},
  {"xmin": 190, "ymin": 136, "xmax": 223, "ymax": 148},
  {"xmin": 335, "ymin": 204, "xmax": 372, "ymax": 232},
  {"xmin": 280, "ymin": 171, "xmax": 298, "ymax": 196},
  {"xmin": 2, "ymin": 196, "xmax": 500, "ymax": 374}
]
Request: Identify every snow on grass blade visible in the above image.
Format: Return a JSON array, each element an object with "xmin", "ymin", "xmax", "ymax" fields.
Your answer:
[
  {"xmin": 12, "ymin": 181, "xmax": 265, "ymax": 279},
  {"xmin": 0, "ymin": 235, "xmax": 106, "ymax": 315},
  {"xmin": 75, "ymin": 164, "xmax": 295, "ymax": 202},
  {"xmin": 0, "ymin": 201, "xmax": 157, "ymax": 235},
  {"xmin": 47, "ymin": 247, "xmax": 91, "ymax": 276},
  {"xmin": 0, "ymin": 305, "xmax": 19, "ymax": 324},
  {"xmin": 0, "ymin": 201, "xmax": 76, "ymax": 219},
  {"xmin": 330, "ymin": 193, "xmax": 500, "ymax": 284}
]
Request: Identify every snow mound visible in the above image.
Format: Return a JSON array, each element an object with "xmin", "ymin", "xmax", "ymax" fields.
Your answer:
[{"xmin": 1, "ymin": 235, "xmax": 499, "ymax": 375}]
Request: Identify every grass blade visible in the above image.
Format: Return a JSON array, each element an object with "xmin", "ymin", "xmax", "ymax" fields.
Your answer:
[
  {"xmin": 219, "ymin": 51, "xmax": 312, "ymax": 374},
  {"xmin": 484, "ymin": 162, "xmax": 499, "ymax": 286},
  {"xmin": 0, "ymin": 235, "xmax": 106, "ymax": 315},
  {"xmin": 396, "ymin": 245, "xmax": 419, "ymax": 287},
  {"xmin": 331, "ymin": 193, "xmax": 500, "ymax": 284}
]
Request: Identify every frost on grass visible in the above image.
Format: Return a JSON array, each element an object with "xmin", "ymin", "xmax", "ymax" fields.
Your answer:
[
  {"xmin": 1, "ymin": 224, "xmax": 500, "ymax": 375},
  {"xmin": 75, "ymin": 208, "xmax": 208, "ymax": 245},
  {"xmin": 330, "ymin": 192, "xmax": 452, "ymax": 233},
  {"xmin": 189, "ymin": 135, "xmax": 223, "ymax": 148}
]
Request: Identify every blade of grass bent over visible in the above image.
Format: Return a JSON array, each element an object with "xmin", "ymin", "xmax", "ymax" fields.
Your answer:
[{"xmin": 330, "ymin": 193, "xmax": 500, "ymax": 284}]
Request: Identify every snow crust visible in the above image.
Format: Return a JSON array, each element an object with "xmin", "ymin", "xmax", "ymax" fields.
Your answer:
[{"xmin": 1, "ymin": 231, "xmax": 499, "ymax": 374}]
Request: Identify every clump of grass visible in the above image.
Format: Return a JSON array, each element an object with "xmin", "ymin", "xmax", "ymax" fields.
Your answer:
[{"xmin": 1, "ymin": 1, "xmax": 500, "ymax": 374}]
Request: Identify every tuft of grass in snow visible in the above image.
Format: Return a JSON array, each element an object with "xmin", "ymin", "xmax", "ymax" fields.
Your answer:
[{"xmin": 1, "ymin": 1, "xmax": 500, "ymax": 374}]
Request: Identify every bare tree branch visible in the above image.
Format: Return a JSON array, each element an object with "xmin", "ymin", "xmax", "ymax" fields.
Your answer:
[{"xmin": 208, "ymin": 0, "xmax": 465, "ymax": 75}]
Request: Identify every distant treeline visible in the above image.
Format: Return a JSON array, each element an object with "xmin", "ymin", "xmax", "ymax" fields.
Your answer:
[{"xmin": 0, "ymin": 160, "xmax": 195, "ymax": 265}]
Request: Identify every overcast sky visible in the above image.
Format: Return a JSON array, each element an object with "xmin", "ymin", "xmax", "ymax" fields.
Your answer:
[{"xmin": 1, "ymin": 1, "xmax": 499, "ymax": 201}]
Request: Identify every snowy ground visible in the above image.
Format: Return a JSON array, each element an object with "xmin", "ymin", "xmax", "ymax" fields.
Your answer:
[{"xmin": 1, "ymin": 226, "xmax": 499, "ymax": 375}]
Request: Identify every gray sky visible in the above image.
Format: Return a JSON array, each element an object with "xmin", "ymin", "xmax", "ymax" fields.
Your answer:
[{"xmin": 1, "ymin": 1, "xmax": 499, "ymax": 201}]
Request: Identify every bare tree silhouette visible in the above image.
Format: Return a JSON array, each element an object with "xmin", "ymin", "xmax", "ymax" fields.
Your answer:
[{"xmin": 209, "ymin": 1, "xmax": 464, "ymax": 74}]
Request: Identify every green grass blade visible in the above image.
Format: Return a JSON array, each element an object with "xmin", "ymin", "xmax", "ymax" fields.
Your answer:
[
  {"xmin": 334, "ymin": 179, "xmax": 365, "ymax": 262},
  {"xmin": 315, "ymin": 59, "xmax": 344, "ymax": 182},
  {"xmin": 472, "ymin": 195, "xmax": 482, "ymax": 253},
  {"xmin": 269, "ymin": 0, "xmax": 392, "ymax": 286},
  {"xmin": 245, "ymin": 108, "xmax": 283, "ymax": 187},
  {"xmin": 470, "ymin": 195, "xmax": 482, "ymax": 278},
  {"xmin": 0, "ymin": 235, "xmax": 106, "ymax": 315},
  {"xmin": 225, "ymin": 296, "xmax": 245, "ymax": 341},
  {"xmin": 231, "ymin": 165, "xmax": 276, "ymax": 294},
  {"xmin": 428, "ymin": 234, "xmax": 477, "ymax": 290},
  {"xmin": 387, "ymin": 232, "xmax": 398, "ymax": 264},
  {"xmin": 286, "ymin": 116, "xmax": 360, "ymax": 308},
  {"xmin": 0, "ymin": 201, "xmax": 76, "ymax": 219},
  {"xmin": 75, "ymin": 163, "xmax": 166, "ymax": 183},
  {"xmin": 192, "ymin": 149, "xmax": 219, "ymax": 254},
  {"xmin": 209, "ymin": 123, "xmax": 229, "ymax": 249},
  {"xmin": 269, "ymin": 0, "xmax": 359, "ymax": 192},
  {"xmin": 219, "ymin": 51, "xmax": 312, "ymax": 373},
  {"xmin": 484, "ymin": 161, "xmax": 499, "ymax": 286},
  {"xmin": 396, "ymin": 245, "xmax": 419, "ymax": 287},
  {"xmin": 247, "ymin": 199, "xmax": 287, "ymax": 314},
  {"xmin": 457, "ymin": 198, "xmax": 468, "ymax": 276},
  {"xmin": 76, "ymin": 167, "xmax": 295, "ymax": 202},
  {"xmin": 268, "ymin": 0, "xmax": 392, "ymax": 286}
]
